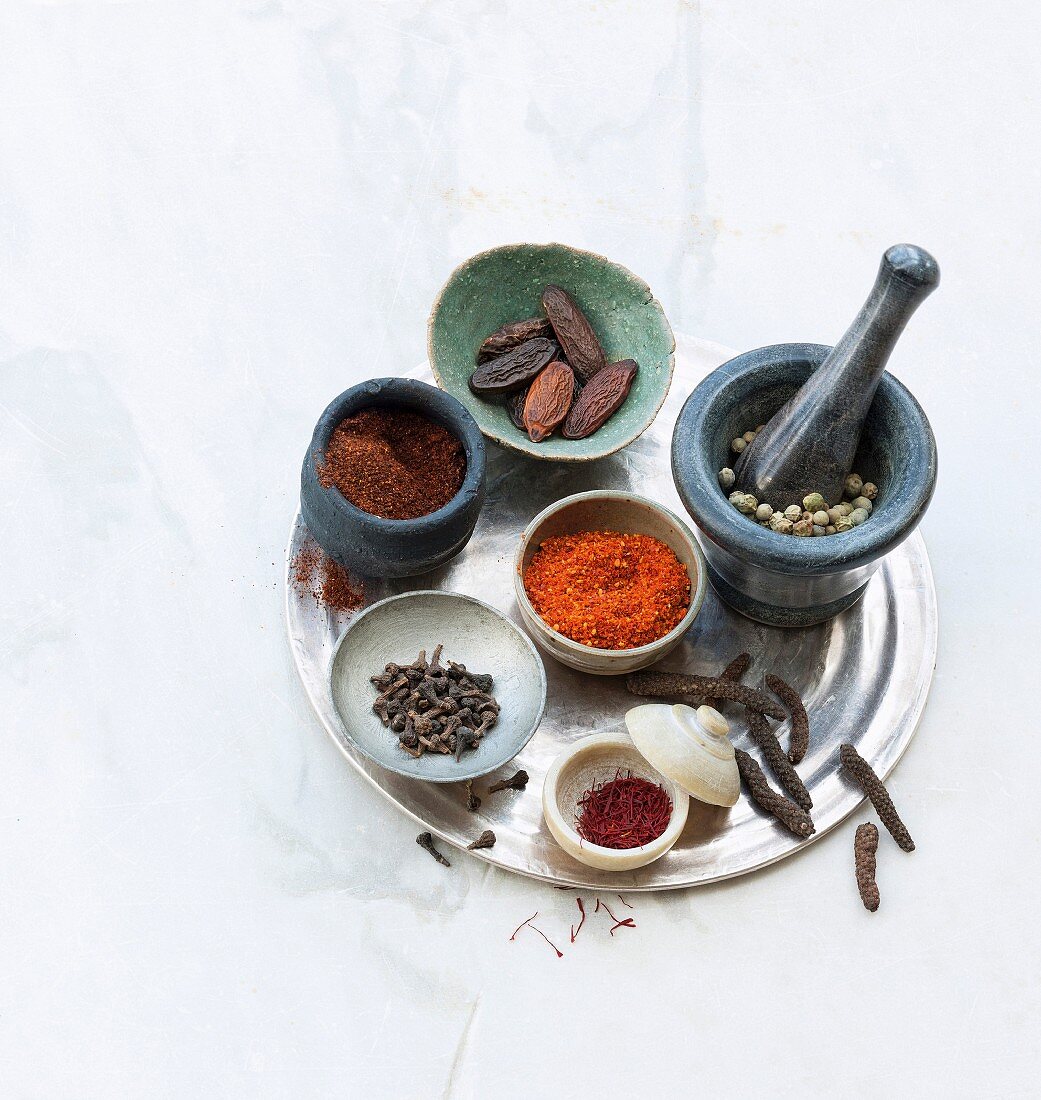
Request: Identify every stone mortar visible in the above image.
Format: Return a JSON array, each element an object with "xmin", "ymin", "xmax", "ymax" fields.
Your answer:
[
  {"xmin": 671, "ymin": 343, "xmax": 937, "ymax": 627},
  {"xmin": 300, "ymin": 377, "xmax": 486, "ymax": 578}
]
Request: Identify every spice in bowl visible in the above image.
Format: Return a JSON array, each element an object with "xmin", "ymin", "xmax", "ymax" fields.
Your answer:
[
  {"xmin": 576, "ymin": 770, "xmax": 673, "ymax": 849},
  {"xmin": 318, "ymin": 406, "xmax": 465, "ymax": 520},
  {"xmin": 522, "ymin": 530, "xmax": 690, "ymax": 650},
  {"xmin": 718, "ymin": 424, "xmax": 879, "ymax": 538},
  {"xmin": 369, "ymin": 645, "xmax": 500, "ymax": 761},
  {"xmin": 469, "ymin": 286, "xmax": 639, "ymax": 444}
]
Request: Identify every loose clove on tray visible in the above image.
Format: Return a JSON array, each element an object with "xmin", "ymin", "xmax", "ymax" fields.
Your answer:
[{"xmin": 487, "ymin": 770, "xmax": 529, "ymax": 794}]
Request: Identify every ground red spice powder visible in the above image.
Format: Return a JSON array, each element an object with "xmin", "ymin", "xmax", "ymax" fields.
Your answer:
[
  {"xmin": 523, "ymin": 530, "xmax": 690, "ymax": 650},
  {"xmin": 292, "ymin": 540, "xmax": 365, "ymax": 614},
  {"xmin": 317, "ymin": 407, "xmax": 466, "ymax": 520}
]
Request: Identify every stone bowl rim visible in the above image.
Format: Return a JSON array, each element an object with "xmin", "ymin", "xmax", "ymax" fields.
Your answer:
[
  {"xmin": 672, "ymin": 342, "xmax": 937, "ymax": 575},
  {"xmin": 304, "ymin": 376, "xmax": 486, "ymax": 535}
]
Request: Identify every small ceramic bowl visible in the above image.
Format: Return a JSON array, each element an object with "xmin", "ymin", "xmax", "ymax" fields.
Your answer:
[
  {"xmin": 300, "ymin": 377, "xmax": 486, "ymax": 578},
  {"xmin": 513, "ymin": 490, "xmax": 707, "ymax": 675},
  {"xmin": 427, "ymin": 242, "xmax": 675, "ymax": 461},
  {"xmin": 542, "ymin": 731, "xmax": 690, "ymax": 871},
  {"xmin": 328, "ymin": 591, "xmax": 547, "ymax": 783}
]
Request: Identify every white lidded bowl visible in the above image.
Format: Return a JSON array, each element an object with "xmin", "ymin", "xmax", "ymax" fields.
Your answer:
[
  {"xmin": 542, "ymin": 705, "xmax": 738, "ymax": 871},
  {"xmin": 626, "ymin": 703, "xmax": 740, "ymax": 808},
  {"xmin": 542, "ymin": 731, "xmax": 690, "ymax": 872},
  {"xmin": 513, "ymin": 490, "xmax": 708, "ymax": 676}
]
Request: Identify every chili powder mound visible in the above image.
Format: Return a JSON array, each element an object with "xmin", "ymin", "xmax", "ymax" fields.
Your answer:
[
  {"xmin": 318, "ymin": 407, "xmax": 466, "ymax": 520},
  {"xmin": 523, "ymin": 530, "xmax": 690, "ymax": 650}
]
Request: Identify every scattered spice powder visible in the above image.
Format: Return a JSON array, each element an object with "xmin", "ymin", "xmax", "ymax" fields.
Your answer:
[
  {"xmin": 576, "ymin": 770, "xmax": 672, "ymax": 849},
  {"xmin": 291, "ymin": 539, "xmax": 365, "ymax": 614},
  {"xmin": 523, "ymin": 530, "xmax": 690, "ymax": 649},
  {"xmin": 317, "ymin": 407, "xmax": 466, "ymax": 520}
]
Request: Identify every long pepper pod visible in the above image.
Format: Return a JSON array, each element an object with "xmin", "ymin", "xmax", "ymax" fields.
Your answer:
[
  {"xmin": 627, "ymin": 672, "xmax": 785, "ymax": 720},
  {"xmin": 765, "ymin": 674, "xmax": 810, "ymax": 764},
  {"xmin": 745, "ymin": 708, "xmax": 812, "ymax": 812},
  {"xmin": 701, "ymin": 652, "xmax": 752, "ymax": 709},
  {"xmin": 735, "ymin": 749, "xmax": 815, "ymax": 838},
  {"xmin": 839, "ymin": 744, "xmax": 915, "ymax": 852},
  {"xmin": 854, "ymin": 822, "xmax": 880, "ymax": 912}
]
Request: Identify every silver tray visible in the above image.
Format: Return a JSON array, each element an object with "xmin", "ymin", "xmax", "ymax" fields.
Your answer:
[{"xmin": 284, "ymin": 334, "xmax": 937, "ymax": 890}]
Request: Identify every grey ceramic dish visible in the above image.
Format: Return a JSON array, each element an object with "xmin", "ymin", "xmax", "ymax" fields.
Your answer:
[
  {"xmin": 328, "ymin": 591, "xmax": 547, "ymax": 782},
  {"xmin": 513, "ymin": 490, "xmax": 708, "ymax": 675},
  {"xmin": 300, "ymin": 377, "xmax": 486, "ymax": 578},
  {"xmin": 427, "ymin": 242, "xmax": 676, "ymax": 462},
  {"xmin": 671, "ymin": 343, "xmax": 937, "ymax": 626}
]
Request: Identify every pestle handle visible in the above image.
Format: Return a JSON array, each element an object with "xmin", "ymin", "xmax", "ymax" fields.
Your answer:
[{"xmin": 734, "ymin": 243, "xmax": 939, "ymax": 506}]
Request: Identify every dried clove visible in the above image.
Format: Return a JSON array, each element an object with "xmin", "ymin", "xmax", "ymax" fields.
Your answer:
[
  {"xmin": 854, "ymin": 822, "xmax": 880, "ymax": 912},
  {"xmin": 627, "ymin": 672, "xmax": 786, "ymax": 720},
  {"xmin": 840, "ymin": 744, "xmax": 915, "ymax": 852},
  {"xmin": 464, "ymin": 780, "xmax": 481, "ymax": 813},
  {"xmin": 735, "ymin": 749, "xmax": 815, "ymax": 838},
  {"xmin": 371, "ymin": 647, "xmax": 499, "ymax": 762},
  {"xmin": 745, "ymin": 707, "xmax": 813, "ymax": 812},
  {"xmin": 416, "ymin": 832, "xmax": 450, "ymax": 866},
  {"xmin": 466, "ymin": 830, "xmax": 496, "ymax": 851},
  {"xmin": 487, "ymin": 769, "xmax": 529, "ymax": 794},
  {"xmin": 765, "ymin": 674, "xmax": 810, "ymax": 764}
]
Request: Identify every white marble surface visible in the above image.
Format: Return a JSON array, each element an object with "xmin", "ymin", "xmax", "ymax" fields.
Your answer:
[{"xmin": 1, "ymin": 2, "xmax": 1038, "ymax": 1096}]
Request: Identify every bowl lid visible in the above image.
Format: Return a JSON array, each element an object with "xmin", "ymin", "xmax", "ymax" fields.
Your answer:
[{"xmin": 624, "ymin": 702, "xmax": 740, "ymax": 808}]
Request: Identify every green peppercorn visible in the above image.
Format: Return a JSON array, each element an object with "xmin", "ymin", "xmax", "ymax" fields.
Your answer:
[
  {"xmin": 802, "ymin": 510, "xmax": 813, "ymax": 523},
  {"xmin": 769, "ymin": 513, "xmax": 793, "ymax": 534},
  {"xmin": 850, "ymin": 496, "xmax": 873, "ymax": 514},
  {"xmin": 743, "ymin": 430, "xmax": 756, "ymax": 444},
  {"xmin": 755, "ymin": 503, "xmax": 774, "ymax": 522},
  {"xmin": 793, "ymin": 519, "xmax": 813, "ymax": 537},
  {"xmin": 825, "ymin": 524, "xmax": 837, "ymax": 535},
  {"xmin": 826, "ymin": 506, "xmax": 843, "ymax": 525},
  {"xmin": 812, "ymin": 510, "xmax": 829, "ymax": 526},
  {"xmin": 756, "ymin": 424, "xmax": 766, "ymax": 432},
  {"xmin": 729, "ymin": 490, "xmax": 744, "ymax": 505},
  {"xmin": 718, "ymin": 467, "xmax": 736, "ymax": 490},
  {"xmin": 736, "ymin": 493, "xmax": 758, "ymax": 515},
  {"xmin": 784, "ymin": 505, "xmax": 802, "ymax": 521},
  {"xmin": 862, "ymin": 482, "xmax": 878, "ymax": 500},
  {"xmin": 835, "ymin": 516, "xmax": 854, "ymax": 532},
  {"xmin": 850, "ymin": 507, "xmax": 869, "ymax": 525},
  {"xmin": 843, "ymin": 474, "xmax": 863, "ymax": 500},
  {"xmin": 731, "ymin": 438, "xmax": 746, "ymax": 454},
  {"xmin": 837, "ymin": 502, "xmax": 853, "ymax": 517},
  {"xmin": 812, "ymin": 524, "xmax": 826, "ymax": 536},
  {"xmin": 803, "ymin": 492, "xmax": 826, "ymax": 512}
]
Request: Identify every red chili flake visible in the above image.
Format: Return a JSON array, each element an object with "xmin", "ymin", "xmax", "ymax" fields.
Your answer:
[
  {"xmin": 570, "ymin": 897, "xmax": 587, "ymax": 943},
  {"xmin": 509, "ymin": 911, "xmax": 563, "ymax": 958},
  {"xmin": 522, "ymin": 531, "xmax": 690, "ymax": 650},
  {"xmin": 576, "ymin": 771, "xmax": 672, "ymax": 849}
]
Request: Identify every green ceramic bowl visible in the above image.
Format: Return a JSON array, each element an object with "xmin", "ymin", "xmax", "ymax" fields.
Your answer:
[{"xmin": 427, "ymin": 242, "xmax": 676, "ymax": 462}]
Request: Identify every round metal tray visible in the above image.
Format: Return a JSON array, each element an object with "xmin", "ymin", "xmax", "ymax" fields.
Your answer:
[{"xmin": 284, "ymin": 334, "xmax": 937, "ymax": 890}]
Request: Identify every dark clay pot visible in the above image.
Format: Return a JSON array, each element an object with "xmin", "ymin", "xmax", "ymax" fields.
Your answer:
[
  {"xmin": 672, "ymin": 344, "xmax": 937, "ymax": 626},
  {"xmin": 300, "ymin": 378, "xmax": 486, "ymax": 578}
]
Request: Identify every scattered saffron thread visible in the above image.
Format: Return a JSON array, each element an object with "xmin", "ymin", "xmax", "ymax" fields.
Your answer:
[
  {"xmin": 610, "ymin": 918, "xmax": 637, "ymax": 936},
  {"xmin": 616, "ymin": 894, "xmax": 634, "ymax": 909},
  {"xmin": 570, "ymin": 897, "xmax": 587, "ymax": 943},
  {"xmin": 509, "ymin": 911, "xmax": 563, "ymax": 958}
]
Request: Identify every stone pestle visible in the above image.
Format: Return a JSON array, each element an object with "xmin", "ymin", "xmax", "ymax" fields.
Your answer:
[{"xmin": 734, "ymin": 244, "xmax": 940, "ymax": 507}]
